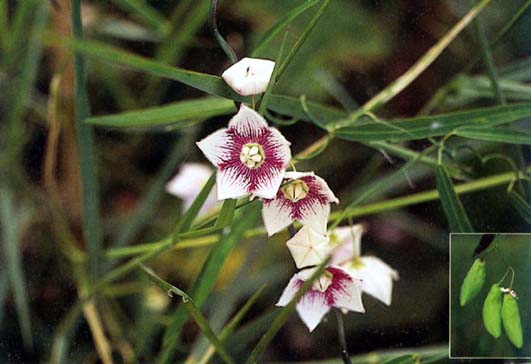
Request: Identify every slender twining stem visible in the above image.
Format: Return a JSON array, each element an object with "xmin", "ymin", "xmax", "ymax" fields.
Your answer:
[
  {"xmin": 335, "ymin": 310, "xmax": 352, "ymax": 364},
  {"xmin": 496, "ymin": 266, "xmax": 514, "ymax": 286},
  {"xmin": 209, "ymin": 0, "xmax": 237, "ymax": 64}
]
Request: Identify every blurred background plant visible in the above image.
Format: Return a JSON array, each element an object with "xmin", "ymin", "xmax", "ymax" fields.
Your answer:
[{"xmin": 0, "ymin": 0, "xmax": 530, "ymax": 363}]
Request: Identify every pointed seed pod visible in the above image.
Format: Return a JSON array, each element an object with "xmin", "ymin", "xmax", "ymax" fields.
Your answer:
[
  {"xmin": 482, "ymin": 284, "xmax": 502, "ymax": 338},
  {"xmin": 460, "ymin": 258, "xmax": 486, "ymax": 306},
  {"xmin": 502, "ymin": 293, "xmax": 523, "ymax": 349}
]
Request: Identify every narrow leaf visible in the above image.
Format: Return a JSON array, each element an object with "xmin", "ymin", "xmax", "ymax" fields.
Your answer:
[
  {"xmin": 336, "ymin": 104, "xmax": 531, "ymax": 142},
  {"xmin": 111, "ymin": 0, "xmax": 169, "ymax": 35},
  {"xmin": 214, "ymin": 199, "xmax": 237, "ymax": 229},
  {"xmin": 508, "ymin": 190, "xmax": 531, "ymax": 223},
  {"xmin": 251, "ymin": 0, "xmax": 320, "ymax": 57},
  {"xmin": 141, "ymin": 265, "xmax": 236, "ymax": 364},
  {"xmin": 0, "ymin": 189, "xmax": 33, "ymax": 349},
  {"xmin": 381, "ymin": 354, "xmax": 420, "ymax": 364},
  {"xmin": 86, "ymin": 97, "xmax": 235, "ymax": 129},
  {"xmin": 160, "ymin": 203, "xmax": 261, "ymax": 364},
  {"xmin": 456, "ymin": 127, "xmax": 531, "ymax": 145},
  {"xmin": 435, "ymin": 165, "xmax": 474, "ymax": 233}
]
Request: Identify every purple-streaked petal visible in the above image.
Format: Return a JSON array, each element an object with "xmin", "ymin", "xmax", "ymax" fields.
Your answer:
[
  {"xmin": 276, "ymin": 274, "xmax": 303, "ymax": 307},
  {"xmin": 221, "ymin": 57, "xmax": 275, "ymax": 96},
  {"xmin": 196, "ymin": 128, "xmax": 230, "ymax": 167},
  {"xmin": 296, "ymin": 290, "xmax": 331, "ymax": 332},
  {"xmin": 228, "ymin": 104, "xmax": 269, "ymax": 135},
  {"xmin": 262, "ymin": 198, "xmax": 293, "ymax": 236},
  {"xmin": 216, "ymin": 169, "xmax": 251, "ymax": 200},
  {"xmin": 285, "ymin": 226, "xmax": 330, "ymax": 269},
  {"xmin": 312, "ymin": 174, "xmax": 339, "ymax": 204},
  {"xmin": 327, "ymin": 266, "xmax": 365, "ymax": 313}
]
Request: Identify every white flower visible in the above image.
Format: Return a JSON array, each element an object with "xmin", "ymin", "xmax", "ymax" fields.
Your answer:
[
  {"xmin": 196, "ymin": 104, "xmax": 291, "ymax": 200},
  {"xmin": 262, "ymin": 172, "xmax": 338, "ymax": 236},
  {"xmin": 286, "ymin": 226, "xmax": 330, "ymax": 269},
  {"xmin": 165, "ymin": 163, "xmax": 218, "ymax": 216},
  {"xmin": 330, "ymin": 225, "xmax": 399, "ymax": 306},
  {"xmin": 221, "ymin": 57, "xmax": 275, "ymax": 96},
  {"xmin": 277, "ymin": 266, "xmax": 365, "ymax": 332}
]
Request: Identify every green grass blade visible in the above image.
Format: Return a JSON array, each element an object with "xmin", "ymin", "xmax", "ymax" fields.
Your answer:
[
  {"xmin": 175, "ymin": 173, "xmax": 217, "ymax": 234},
  {"xmin": 456, "ymin": 127, "xmax": 531, "ymax": 145},
  {"xmin": 141, "ymin": 265, "xmax": 235, "ymax": 364},
  {"xmin": 435, "ymin": 165, "xmax": 474, "ymax": 232},
  {"xmin": 508, "ymin": 190, "xmax": 531, "ymax": 223},
  {"xmin": 196, "ymin": 284, "xmax": 268, "ymax": 364},
  {"xmin": 159, "ymin": 202, "xmax": 261, "ymax": 364},
  {"xmin": 500, "ymin": 56, "xmax": 531, "ymax": 81},
  {"xmin": 0, "ymin": 189, "xmax": 33, "ymax": 349},
  {"xmin": 251, "ymin": 0, "xmax": 320, "ymax": 57},
  {"xmin": 258, "ymin": 31, "xmax": 288, "ymax": 114},
  {"xmin": 111, "ymin": 0, "xmax": 169, "ymax": 35},
  {"xmin": 214, "ymin": 199, "xmax": 237, "ymax": 229},
  {"xmin": 72, "ymin": 0, "xmax": 104, "ymax": 281},
  {"xmin": 86, "ymin": 97, "xmax": 235, "ymax": 129},
  {"xmin": 335, "ymin": 103, "xmax": 531, "ymax": 142},
  {"xmin": 3, "ymin": 1, "xmax": 46, "ymax": 179},
  {"xmin": 381, "ymin": 354, "xmax": 420, "ymax": 364},
  {"xmin": 245, "ymin": 260, "xmax": 329, "ymax": 364},
  {"xmin": 276, "ymin": 0, "xmax": 331, "ymax": 80}
]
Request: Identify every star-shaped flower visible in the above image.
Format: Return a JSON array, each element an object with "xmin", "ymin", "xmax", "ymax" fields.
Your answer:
[
  {"xmin": 277, "ymin": 266, "xmax": 364, "ymax": 332},
  {"xmin": 330, "ymin": 225, "xmax": 399, "ymax": 306},
  {"xmin": 196, "ymin": 104, "xmax": 291, "ymax": 200},
  {"xmin": 286, "ymin": 226, "xmax": 330, "ymax": 269},
  {"xmin": 165, "ymin": 163, "xmax": 218, "ymax": 216},
  {"xmin": 222, "ymin": 57, "xmax": 275, "ymax": 96},
  {"xmin": 262, "ymin": 172, "xmax": 338, "ymax": 236}
]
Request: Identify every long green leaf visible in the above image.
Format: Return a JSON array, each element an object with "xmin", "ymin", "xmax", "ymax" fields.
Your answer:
[
  {"xmin": 0, "ymin": 189, "xmax": 32, "ymax": 349},
  {"xmin": 72, "ymin": 0, "xmax": 103, "ymax": 281},
  {"xmin": 435, "ymin": 165, "xmax": 474, "ymax": 232},
  {"xmin": 159, "ymin": 202, "xmax": 261, "ymax": 364},
  {"xmin": 335, "ymin": 103, "xmax": 531, "ymax": 142},
  {"xmin": 456, "ymin": 127, "xmax": 531, "ymax": 145},
  {"xmin": 508, "ymin": 190, "xmax": 531, "ymax": 223},
  {"xmin": 141, "ymin": 265, "xmax": 235, "ymax": 364},
  {"xmin": 251, "ymin": 0, "xmax": 320, "ymax": 57},
  {"xmin": 382, "ymin": 354, "xmax": 420, "ymax": 364},
  {"xmin": 86, "ymin": 97, "xmax": 235, "ymax": 128}
]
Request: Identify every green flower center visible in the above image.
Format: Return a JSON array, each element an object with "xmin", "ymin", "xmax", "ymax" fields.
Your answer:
[
  {"xmin": 281, "ymin": 179, "xmax": 309, "ymax": 202},
  {"xmin": 240, "ymin": 143, "xmax": 265, "ymax": 169}
]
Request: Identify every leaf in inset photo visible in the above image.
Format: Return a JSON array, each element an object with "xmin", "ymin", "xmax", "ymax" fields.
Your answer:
[
  {"xmin": 482, "ymin": 284, "xmax": 502, "ymax": 338},
  {"xmin": 502, "ymin": 293, "xmax": 523, "ymax": 349},
  {"xmin": 460, "ymin": 258, "xmax": 486, "ymax": 306}
]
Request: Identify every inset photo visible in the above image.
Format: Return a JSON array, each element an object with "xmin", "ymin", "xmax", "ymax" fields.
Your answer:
[{"xmin": 450, "ymin": 233, "xmax": 531, "ymax": 359}]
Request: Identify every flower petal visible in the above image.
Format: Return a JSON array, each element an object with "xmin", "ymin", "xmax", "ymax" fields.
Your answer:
[
  {"xmin": 296, "ymin": 290, "xmax": 331, "ymax": 332},
  {"xmin": 327, "ymin": 266, "xmax": 365, "ymax": 313},
  {"xmin": 345, "ymin": 256, "xmax": 398, "ymax": 306},
  {"xmin": 228, "ymin": 104, "xmax": 269, "ymax": 135},
  {"xmin": 221, "ymin": 57, "xmax": 275, "ymax": 96},
  {"xmin": 276, "ymin": 274, "xmax": 303, "ymax": 307},
  {"xmin": 299, "ymin": 203, "xmax": 331, "ymax": 236},
  {"xmin": 165, "ymin": 163, "xmax": 218, "ymax": 214},
  {"xmin": 262, "ymin": 198, "xmax": 293, "ymax": 236},
  {"xmin": 196, "ymin": 128, "xmax": 231, "ymax": 167},
  {"xmin": 329, "ymin": 224, "xmax": 364, "ymax": 265},
  {"xmin": 286, "ymin": 226, "xmax": 330, "ymax": 269},
  {"xmin": 216, "ymin": 169, "xmax": 251, "ymax": 200}
]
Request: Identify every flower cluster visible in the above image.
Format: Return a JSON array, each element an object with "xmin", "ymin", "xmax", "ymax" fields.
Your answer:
[{"xmin": 167, "ymin": 58, "xmax": 398, "ymax": 332}]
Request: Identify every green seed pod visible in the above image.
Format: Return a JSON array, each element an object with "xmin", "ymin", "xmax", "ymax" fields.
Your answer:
[
  {"xmin": 460, "ymin": 258, "xmax": 486, "ymax": 306},
  {"xmin": 482, "ymin": 284, "xmax": 502, "ymax": 338},
  {"xmin": 502, "ymin": 293, "xmax": 523, "ymax": 349}
]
